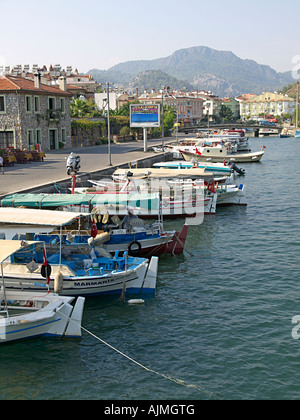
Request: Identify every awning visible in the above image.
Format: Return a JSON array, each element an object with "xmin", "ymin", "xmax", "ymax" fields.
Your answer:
[
  {"xmin": 0, "ymin": 208, "xmax": 87, "ymax": 227},
  {"xmin": 0, "ymin": 240, "xmax": 41, "ymax": 264},
  {"xmin": 114, "ymin": 168, "xmax": 214, "ymax": 180}
]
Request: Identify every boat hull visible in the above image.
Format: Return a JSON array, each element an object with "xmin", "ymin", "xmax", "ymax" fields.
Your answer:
[
  {"xmin": 2, "ymin": 258, "xmax": 157, "ymax": 297},
  {"xmin": 181, "ymin": 150, "xmax": 264, "ymax": 163},
  {"xmin": 216, "ymin": 184, "xmax": 247, "ymax": 206},
  {"xmin": 0, "ymin": 291, "xmax": 84, "ymax": 343},
  {"xmin": 153, "ymin": 160, "xmax": 232, "ymax": 175},
  {"xmin": 104, "ymin": 224, "xmax": 189, "ymax": 257}
]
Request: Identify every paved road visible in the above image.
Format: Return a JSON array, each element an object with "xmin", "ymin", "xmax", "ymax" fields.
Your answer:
[{"xmin": 0, "ymin": 137, "xmax": 179, "ymax": 197}]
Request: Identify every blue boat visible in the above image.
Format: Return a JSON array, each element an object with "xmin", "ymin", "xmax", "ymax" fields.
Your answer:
[
  {"xmin": 0, "ymin": 208, "xmax": 158, "ymax": 297},
  {"xmin": 153, "ymin": 160, "xmax": 233, "ymax": 175},
  {"xmin": 295, "ymin": 131, "xmax": 300, "ymax": 138},
  {"xmin": 3, "ymin": 243, "xmax": 158, "ymax": 297}
]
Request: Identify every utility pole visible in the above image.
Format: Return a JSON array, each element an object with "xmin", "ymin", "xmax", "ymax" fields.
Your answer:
[
  {"xmin": 296, "ymin": 82, "xmax": 299, "ymax": 130},
  {"xmin": 107, "ymin": 82, "xmax": 112, "ymax": 166},
  {"xmin": 161, "ymin": 88, "xmax": 164, "ymax": 149}
]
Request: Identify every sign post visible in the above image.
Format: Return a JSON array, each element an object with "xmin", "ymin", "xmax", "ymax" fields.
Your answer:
[{"xmin": 130, "ymin": 104, "xmax": 161, "ymax": 152}]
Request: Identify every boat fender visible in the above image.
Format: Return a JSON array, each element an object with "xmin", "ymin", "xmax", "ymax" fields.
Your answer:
[
  {"xmin": 128, "ymin": 241, "xmax": 142, "ymax": 256},
  {"xmin": 88, "ymin": 232, "xmax": 110, "ymax": 247},
  {"xmin": 127, "ymin": 299, "xmax": 145, "ymax": 304},
  {"xmin": 54, "ymin": 270, "xmax": 64, "ymax": 294}
]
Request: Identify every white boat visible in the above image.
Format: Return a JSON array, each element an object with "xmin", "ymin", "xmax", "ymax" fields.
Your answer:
[
  {"xmin": 0, "ymin": 240, "xmax": 85, "ymax": 343},
  {"xmin": 197, "ymin": 129, "xmax": 250, "ymax": 151},
  {"xmin": 0, "ymin": 214, "xmax": 158, "ymax": 297},
  {"xmin": 180, "ymin": 143, "xmax": 264, "ymax": 163},
  {"xmin": 0, "ymin": 207, "xmax": 188, "ymax": 258},
  {"xmin": 1, "ymin": 239, "xmax": 158, "ymax": 297},
  {"xmin": 112, "ymin": 168, "xmax": 245, "ymax": 209},
  {"xmin": 152, "ymin": 160, "xmax": 244, "ymax": 176},
  {"xmin": 259, "ymin": 128, "xmax": 279, "ymax": 137},
  {"xmin": 111, "ymin": 168, "xmax": 217, "ymax": 216},
  {"xmin": 214, "ymin": 183, "xmax": 246, "ymax": 206}
]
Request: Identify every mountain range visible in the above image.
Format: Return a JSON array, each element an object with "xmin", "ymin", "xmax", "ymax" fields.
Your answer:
[{"xmin": 88, "ymin": 46, "xmax": 294, "ymax": 97}]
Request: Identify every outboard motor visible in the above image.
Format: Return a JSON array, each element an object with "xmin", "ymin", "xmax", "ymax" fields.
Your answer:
[{"xmin": 228, "ymin": 161, "xmax": 245, "ymax": 175}]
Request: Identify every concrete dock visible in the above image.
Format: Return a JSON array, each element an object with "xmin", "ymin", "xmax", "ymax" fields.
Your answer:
[{"xmin": 0, "ymin": 137, "xmax": 177, "ymax": 199}]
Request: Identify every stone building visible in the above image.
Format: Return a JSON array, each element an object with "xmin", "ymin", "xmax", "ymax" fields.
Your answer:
[{"xmin": 0, "ymin": 74, "xmax": 72, "ymax": 151}]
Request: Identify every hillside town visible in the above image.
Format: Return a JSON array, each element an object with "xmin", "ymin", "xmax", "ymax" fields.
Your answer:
[{"xmin": 0, "ymin": 64, "xmax": 298, "ymax": 152}]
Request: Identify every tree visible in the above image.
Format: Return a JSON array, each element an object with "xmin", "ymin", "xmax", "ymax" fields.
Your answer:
[
  {"xmin": 163, "ymin": 104, "xmax": 177, "ymax": 135},
  {"xmin": 70, "ymin": 98, "xmax": 89, "ymax": 118},
  {"xmin": 110, "ymin": 100, "xmax": 140, "ymax": 116},
  {"xmin": 220, "ymin": 105, "xmax": 234, "ymax": 122},
  {"xmin": 70, "ymin": 98, "xmax": 102, "ymax": 118}
]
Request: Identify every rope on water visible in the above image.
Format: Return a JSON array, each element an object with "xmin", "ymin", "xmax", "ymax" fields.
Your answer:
[{"xmin": 77, "ymin": 322, "xmax": 218, "ymax": 399}]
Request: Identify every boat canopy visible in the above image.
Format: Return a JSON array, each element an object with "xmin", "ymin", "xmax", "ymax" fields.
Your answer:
[
  {"xmin": 0, "ymin": 208, "xmax": 87, "ymax": 227},
  {"xmin": 113, "ymin": 168, "xmax": 214, "ymax": 180},
  {"xmin": 1, "ymin": 193, "xmax": 93, "ymax": 208},
  {"xmin": 91, "ymin": 192, "xmax": 160, "ymax": 211},
  {"xmin": 0, "ymin": 240, "xmax": 41, "ymax": 264},
  {"xmin": 1, "ymin": 192, "xmax": 160, "ymax": 212}
]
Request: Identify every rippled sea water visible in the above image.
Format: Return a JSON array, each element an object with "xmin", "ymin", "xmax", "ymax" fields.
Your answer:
[{"xmin": 1, "ymin": 136, "xmax": 300, "ymax": 400}]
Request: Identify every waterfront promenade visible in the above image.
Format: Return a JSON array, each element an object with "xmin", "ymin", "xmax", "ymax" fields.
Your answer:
[{"xmin": 0, "ymin": 137, "xmax": 176, "ymax": 198}]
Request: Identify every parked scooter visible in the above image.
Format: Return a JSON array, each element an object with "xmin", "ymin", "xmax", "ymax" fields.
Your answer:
[{"xmin": 66, "ymin": 152, "xmax": 81, "ymax": 175}]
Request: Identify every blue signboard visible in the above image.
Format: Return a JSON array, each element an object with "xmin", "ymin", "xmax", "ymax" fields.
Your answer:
[{"xmin": 130, "ymin": 104, "xmax": 160, "ymax": 128}]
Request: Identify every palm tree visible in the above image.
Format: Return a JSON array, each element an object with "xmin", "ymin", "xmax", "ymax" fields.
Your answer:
[{"xmin": 70, "ymin": 98, "xmax": 90, "ymax": 118}]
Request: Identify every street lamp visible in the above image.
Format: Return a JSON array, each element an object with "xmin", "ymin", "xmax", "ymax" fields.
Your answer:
[
  {"xmin": 106, "ymin": 82, "xmax": 112, "ymax": 166},
  {"xmin": 161, "ymin": 86, "xmax": 165, "ymax": 149}
]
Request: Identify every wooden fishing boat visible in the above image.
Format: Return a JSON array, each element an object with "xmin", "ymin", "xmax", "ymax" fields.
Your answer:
[
  {"xmin": 0, "ymin": 207, "xmax": 188, "ymax": 258},
  {"xmin": 1, "ymin": 238, "xmax": 158, "ymax": 297}
]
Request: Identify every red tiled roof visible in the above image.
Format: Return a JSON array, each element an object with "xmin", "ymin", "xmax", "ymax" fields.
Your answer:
[{"xmin": 0, "ymin": 75, "xmax": 72, "ymax": 96}]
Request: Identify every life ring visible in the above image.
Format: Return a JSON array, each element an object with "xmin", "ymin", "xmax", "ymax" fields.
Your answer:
[
  {"xmin": 41, "ymin": 263, "xmax": 51, "ymax": 278},
  {"xmin": 128, "ymin": 241, "xmax": 142, "ymax": 256}
]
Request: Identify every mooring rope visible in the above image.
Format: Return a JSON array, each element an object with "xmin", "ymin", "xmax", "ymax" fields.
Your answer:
[{"xmin": 71, "ymin": 319, "xmax": 219, "ymax": 399}]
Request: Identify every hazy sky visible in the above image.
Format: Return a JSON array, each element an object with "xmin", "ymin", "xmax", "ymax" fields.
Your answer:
[{"xmin": 1, "ymin": 0, "xmax": 299, "ymax": 74}]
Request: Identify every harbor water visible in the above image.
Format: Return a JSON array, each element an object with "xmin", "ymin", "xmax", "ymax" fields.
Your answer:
[{"xmin": 1, "ymin": 136, "xmax": 300, "ymax": 400}]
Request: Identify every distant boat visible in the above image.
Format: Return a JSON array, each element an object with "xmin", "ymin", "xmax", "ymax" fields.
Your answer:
[
  {"xmin": 295, "ymin": 131, "xmax": 300, "ymax": 138},
  {"xmin": 280, "ymin": 128, "xmax": 291, "ymax": 138}
]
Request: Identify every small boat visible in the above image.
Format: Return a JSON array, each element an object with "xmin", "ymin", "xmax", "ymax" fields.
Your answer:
[
  {"xmin": 152, "ymin": 160, "xmax": 244, "ymax": 175},
  {"xmin": 280, "ymin": 128, "xmax": 291, "ymax": 138},
  {"xmin": 0, "ymin": 240, "xmax": 85, "ymax": 343},
  {"xmin": 197, "ymin": 129, "xmax": 251, "ymax": 151},
  {"xmin": 0, "ymin": 234, "xmax": 158, "ymax": 297},
  {"xmin": 0, "ymin": 207, "xmax": 188, "ymax": 258},
  {"xmin": 152, "ymin": 146, "xmax": 168, "ymax": 153},
  {"xmin": 180, "ymin": 145, "xmax": 264, "ymax": 163},
  {"xmin": 214, "ymin": 183, "xmax": 246, "ymax": 206},
  {"xmin": 295, "ymin": 131, "xmax": 300, "ymax": 138},
  {"xmin": 111, "ymin": 168, "xmax": 217, "ymax": 216}
]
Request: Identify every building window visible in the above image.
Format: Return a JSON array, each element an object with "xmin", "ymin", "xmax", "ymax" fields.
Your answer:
[
  {"xmin": 60, "ymin": 98, "xmax": 65, "ymax": 113},
  {"xmin": 0, "ymin": 95, "xmax": 6, "ymax": 113},
  {"xmin": 61, "ymin": 128, "xmax": 66, "ymax": 143},
  {"xmin": 0, "ymin": 131, "xmax": 14, "ymax": 148},
  {"xmin": 34, "ymin": 96, "xmax": 40, "ymax": 113},
  {"xmin": 27, "ymin": 129, "xmax": 34, "ymax": 146},
  {"xmin": 48, "ymin": 97, "xmax": 56, "ymax": 119},
  {"xmin": 25, "ymin": 96, "xmax": 32, "ymax": 113},
  {"xmin": 36, "ymin": 129, "xmax": 41, "ymax": 144}
]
